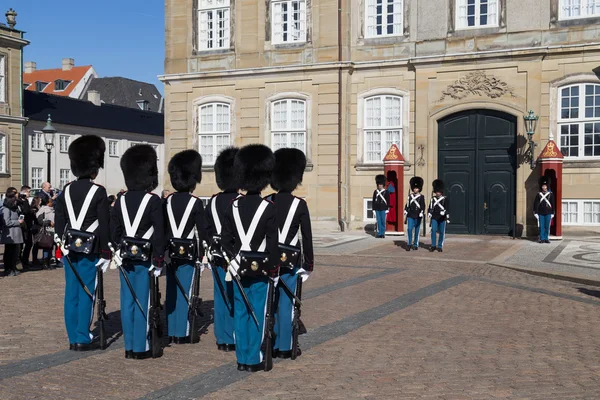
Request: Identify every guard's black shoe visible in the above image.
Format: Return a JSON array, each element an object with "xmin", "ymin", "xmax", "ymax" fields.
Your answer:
[
  {"xmin": 125, "ymin": 350, "xmax": 134, "ymax": 359},
  {"xmin": 413, "ymin": 246, "xmax": 418, "ymax": 251},
  {"xmin": 237, "ymin": 363, "xmax": 247, "ymax": 371},
  {"xmin": 278, "ymin": 349, "xmax": 302, "ymax": 359},
  {"xmin": 538, "ymin": 240, "xmax": 543, "ymax": 244},
  {"xmin": 131, "ymin": 350, "xmax": 152, "ymax": 360},
  {"xmin": 224, "ymin": 344, "xmax": 235, "ymax": 352},
  {"xmin": 429, "ymin": 247, "xmax": 436, "ymax": 252},
  {"xmin": 405, "ymin": 246, "xmax": 411, "ymax": 251},
  {"xmin": 172, "ymin": 336, "xmax": 190, "ymax": 344},
  {"xmin": 247, "ymin": 362, "xmax": 265, "ymax": 372},
  {"xmin": 217, "ymin": 344, "xmax": 226, "ymax": 351},
  {"xmin": 437, "ymin": 248, "xmax": 443, "ymax": 252},
  {"xmin": 69, "ymin": 344, "xmax": 75, "ymax": 351},
  {"xmin": 73, "ymin": 342, "xmax": 99, "ymax": 352},
  {"xmin": 545, "ymin": 240, "xmax": 551, "ymax": 244}
]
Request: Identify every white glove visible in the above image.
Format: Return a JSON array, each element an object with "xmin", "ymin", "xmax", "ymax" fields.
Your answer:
[
  {"xmin": 149, "ymin": 265, "xmax": 162, "ymax": 277},
  {"xmin": 96, "ymin": 258, "xmax": 110, "ymax": 273},
  {"xmin": 551, "ymin": 214, "xmax": 555, "ymax": 220},
  {"xmin": 428, "ymin": 214, "xmax": 432, "ymax": 219},
  {"xmin": 403, "ymin": 210, "xmax": 408, "ymax": 216},
  {"xmin": 110, "ymin": 250, "xmax": 121, "ymax": 269},
  {"xmin": 440, "ymin": 210, "xmax": 445, "ymax": 216},
  {"xmin": 419, "ymin": 212, "xmax": 423, "ymax": 218},
  {"xmin": 385, "ymin": 210, "xmax": 389, "ymax": 214},
  {"xmin": 534, "ymin": 214, "xmax": 539, "ymax": 220},
  {"xmin": 272, "ymin": 276, "xmax": 280, "ymax": 287},
  {"xmin": 54, "ymin": 233, "xmax": 69, "ymax": 256},
  {"xmin": 296, "ymin": 268, "xmax": 311, "ymax": 283}
]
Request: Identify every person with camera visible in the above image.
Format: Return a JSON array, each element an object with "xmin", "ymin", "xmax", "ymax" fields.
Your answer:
[
  {"xmin": 1, "ymin": 187, "xmax": 26, "ymax": 277},
  {"xmin": 19, "ymin": 185, "xmax": 35, "ymax": 269},
  {"xmin": 35, "ymin": 196, "xmax": 56, "ymax": 270}
]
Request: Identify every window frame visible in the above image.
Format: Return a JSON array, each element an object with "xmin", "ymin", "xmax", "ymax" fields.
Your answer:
[
  {"xmin": 59, "ymin": 135, "xmax": 70, "ymax": 153},
  {"xmin": 363, "ymin": 198, "xmax": 376, "ymax": 221},
  {"xmin": 362, "ymin": 94, "xmax": 403, "ymax": 164},
  {"xmin": 31, "ymin": 132, "xmax": 43, "ymax": 152},
  {"xmin": 0, "ymin": 134, "xmax": 7, "ymax": 174},
  {"xmin": 557, "ymin": 83, "xmax": 600, "ymax": 159},
  {"xmin": 31, "ymin": 167, "xmax": 43, "ymax": 189},
  {"xmin": 54, "ymin": 79, "xmax": 71, "ymax": 92},
  {"xmin": 559, "ymin": 0, "xmax": 600, "ymax": 20},
  {"xmin": 455, "ymin": 0, "xmax": 500, "ymax": 30},
  {"xmin": 197, "ymin": 0, "xmax": 231, "ymax": 51},
  {"xmin": 108, "ymin": 140, "xmax": 119, "ymax": 157},
  {"xmin": 137, "ymin": 100, "xmax": 149, "ymax": 111},
  {"xmin": 35, "ymin": 81, "xmax": 49, "ymax": 92},
  {"xmin": 59, "ymin": 169, "xmax": 71, "ymax": 190},
  {"xmin": 271, "ymin": 0, "xmax": 307, "ymax": 44},
  {"xmin": 197, "ymin": 101, "xmax": 232, "ymax": 166},
  {"xmin": 0, "ymin": 55, "xmax": 5, "ymax": 103},
  {"xmin": 364, "ymin": 0, "xmax": 404, "ymax": 38},
  {"xmin": 562, "ymin": 199, "xmax": 600, "ymax": 226},
  {"xmin": 270, "ymin": 98, "xmax": 307, "ymax": 153}
]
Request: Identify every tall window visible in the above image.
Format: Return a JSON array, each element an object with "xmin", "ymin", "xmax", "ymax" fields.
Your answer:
[
  {"xmin": 31, "ymin": 132, "xmax": 42, "ymax": 151},
  {"xmin": 364, "ymin": 95, "xmax": 402, "ymax": 163},
  {"xmin": 59, "ymin": 135, "xmax": 70, "ymax": 153},
  {"xmin": 109, "ymin": 140, "xmax": 119, "ymax": 157},
  {"xmin": 31, "ymin": 168, "xmax": 43, "ymax": 189},
  {"xmin": 560, "ymin": 0, "xmax": 600, "ymax": 19},
  {"xmin": 456, "ymin": 0, "xmax": 498, "ymax": 29},
  {"xmin": 198, "ymin": 0, "xmax": 230, "ymax": 50},
  {"xmin": 198, "ymin": 103, "xmax": 231, "ymax": 165},
  {"xmin": 562, "ymin": 199, "xmax": 600, "ymax": 225},
  {"xmin": 272, "ymin": 0, "xmax": 307, "ymax": 44},
  {"xmin": 59, "ymin": 169, "xmax": 70, "ymax": 189},
  {"xmin": 0, "ymin": 55, "xmax": 5, "ymax": 103},
  {"xmin": 365, "ymin": 0, "xmax": 403, "ymax": 37},
  {"xmin": 0, "ymin": 134, "xmax": 6, "ymax": 173},
  {"xmin": 558, "ymin": 83, "xmax": 600, "ymax": 158},
  {"xmin": 271, "ymin": 99, "xmax": 306, "ymax": 152}
]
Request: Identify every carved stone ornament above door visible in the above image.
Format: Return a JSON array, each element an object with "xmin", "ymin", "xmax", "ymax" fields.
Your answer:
[{"xmin": 439, "ymin": 71, "xmax": 516, "ymax": 101}]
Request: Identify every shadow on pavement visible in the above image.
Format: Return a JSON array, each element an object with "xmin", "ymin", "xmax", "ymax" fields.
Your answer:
[{"xmin": 578, "ymin": 288, "xmax": 600, "ymax": 299}]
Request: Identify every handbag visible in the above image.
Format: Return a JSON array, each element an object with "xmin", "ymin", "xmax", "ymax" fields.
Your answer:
[
  {"xmin": 238, "ymin": 250, "xmax": 270, "ymax": 277},
  {"xmin": 64, "ymin": 228, "xmax": 96, "ymax": 255},
  {"xmin": 34, "ymin": 227, "xmax": 54, "ymax": 249},
  {"xmin": 168, "ymin": 238, "xmax": 196, "ymax": 261},
  {"xmin": 120, "ymin": 236, "xmax": 152, "ymax": 262},
  {"xmin": 278, "ymin": 243, "xmax": 301, "ymax": 270}
]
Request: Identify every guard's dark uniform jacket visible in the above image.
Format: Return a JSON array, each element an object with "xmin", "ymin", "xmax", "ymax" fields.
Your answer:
[
  {"xmin": 206, "ymin": 190, "xmax": 240, "ymax": 244},
  {"xmin": 164, "ymin": 192, "xmax": 207, "ymax": 251},
  {"xmin": 404, "ymin": 193, "xmax": 426, "ymax": 219},
  {"xmin": 533, "ymin": 191, "xmax": 555, "ymax": 216},
  {"xmin": 55, "ymin": 179, "xmax": 111, "ymax": 259},
  {"xmin": 372, "ymin": 189, "xmax": 390, "ymax": 212},
  {"xmin": 428, "ymin": 195, "xmax": 450, "ymax": 222},
  {"xmin": 267, "ymin": 192, "xmax": 314, "ymax": 271},
  {"xmin": 110, "ymin": 190, "xmax": 165, "ymax": 267},
  {"xmin": 221, "ymin": 193, "xmax": 279, "ymax": 276}
]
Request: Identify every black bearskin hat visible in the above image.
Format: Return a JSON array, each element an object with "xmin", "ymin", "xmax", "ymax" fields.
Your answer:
[
  {"xmin": 375, "ymin": 174, "xmax": 386, "ymax": 186},
  {"xmin": 168, "ymin": 150, "xmax": 203, "ymax": 193},
  {"xmin": 272, "ymin": 148, "xmax": 307, "ymax": 192},
  {"xmin": 234, "ymin": 144, "xmax": 275, "ymax": 192},
  {"xmin": 68, "ymin": 135, "xmax": 105, "ymax": 178},
  {"xmin": 539, "ymin": 176, "xmax": 550, "ymax": 190},
  {"xmin": 410, "ymin": 176, "xmax": 424, "ymax": 191},
  {"xmin": 214, "ymin": 147, "xmax": 239, "ymax": 191},
  {"xmin": 433, "ymin": 179, "xmax": 445, "ymax": 193},
  {"xmin": 120, "ymin": 144, "xmax": 158, "ymax": 192}
]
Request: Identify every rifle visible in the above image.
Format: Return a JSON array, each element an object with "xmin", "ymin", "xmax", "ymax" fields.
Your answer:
[
  {"xmin": 189, "ymin": 258, "xmax": 204, "ymax": 344},
  {"xmin": 291, "ymin": 277, "xmax": 303, "ymax": 360},
  {"xmin": 96, "ymin": 266, "xmax": 108, "ymax": 350},
  {"xmin": 149, "ymin": 274, "xmax": 163, "ymax": 358},
  {"xmin": 264, "ymin": 279, "xmax": 275, "ymax": 371}
]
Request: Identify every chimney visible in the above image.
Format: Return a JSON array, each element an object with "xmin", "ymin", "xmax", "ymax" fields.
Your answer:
[
  {"xmin": 62, "ymin": 58, "xmax": 74, "ymax": 71},
  {"xmin": 87, "ymin": 90, "xmax": 101, "ymax": 106},
  {"xmin": 24, "ymin": 61, "xmax": 36, "ymax": 73}
]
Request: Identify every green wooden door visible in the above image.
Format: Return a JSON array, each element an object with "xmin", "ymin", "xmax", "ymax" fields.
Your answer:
[{"xmin": 438, "ymin": 110, "xmax": 516, "ymax": 235}]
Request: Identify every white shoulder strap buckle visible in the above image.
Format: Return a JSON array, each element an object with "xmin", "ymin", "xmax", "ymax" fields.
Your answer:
[
  {"xmin": 279, "ymin": 197, "xmax": 301, "ymax": 245},
  {"xmin": 121, "ymin": 193, "xmax": 154, "ymax": 239},
  {"xmin": 65, "ymin": 185, "xmax": 99, "ymax": 232},
  {"xmin": 167, "ymin": 196, "xmax": 197, "ymax": 239},
  {"xmin": 232, "ymin": 198, "xmax": 269, "ymax": 251}
]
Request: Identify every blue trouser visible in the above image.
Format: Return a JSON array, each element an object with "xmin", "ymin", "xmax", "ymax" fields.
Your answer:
[
  {"xmin": 274, "ymin": 267, "xmax": 299, "ymax": 352},
  {"xmin": 233, "ymin": 276, "xmax": 270, "ymax": 366},
  {"xmin": 166, "ymin": 263, "xmax": 195, "ymax": 338},
  {"xmin": 431, "ymin": 219, "xmax": 447, "ymax": 248},
  {"xmin": 120, "ymin": 262, "xmax": 151, "ymax": 353},
  {"xmin": 407, "ymin": 217, "xmax": 422, "ymax": 247},
  {"xmin": 213, "ymin": 265, "xmax": 235, "ymax": 345},
  {"xmin": 64, "ymin": 254, "xmax": 98, "ymax": 345},
  {"xmin": 539, "ymin": 214, "xmax": 552, "ymax": 241},
  {"xmin": 375, "ymin": 210, "xmax": 387, "ymax": 236}
]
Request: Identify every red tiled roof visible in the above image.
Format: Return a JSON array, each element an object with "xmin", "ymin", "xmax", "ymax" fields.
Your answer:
[{"xmin": 23, "ymin": 65, "xmax": 93, "ymax": 97}]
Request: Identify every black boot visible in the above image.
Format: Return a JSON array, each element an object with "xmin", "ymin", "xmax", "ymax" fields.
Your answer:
[{"xmin": 429, "ymin": 247, "xmax": 436, "ymax": 252}]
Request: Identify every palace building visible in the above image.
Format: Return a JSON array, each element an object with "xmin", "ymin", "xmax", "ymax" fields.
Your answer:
[{"xmin": 162, "ymin": 0, "xmax": 600, "ymax": 235}]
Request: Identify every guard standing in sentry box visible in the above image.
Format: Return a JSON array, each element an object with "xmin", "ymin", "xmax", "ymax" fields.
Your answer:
[
  {"xmin": 110, "ymin": 145, "xmax": 165, "ymax": 359},
  {"xmin": 404, "ymin": 177, "xmax": 425, "ymax": 251},
  {"xmin": 221, "ymin": 144, "xmax": 279, "ymax": 373},
  {"xmin": 205, "ymin": 147, "xmax": 240, "ymax": 353},
  {"xmin": 372, "ymin": 174, "xmax": 390, "ymax": 238},
  {"xmin": 54, "ymin": 135, "xmax": 111, "ymax": 351},
  {"xmin": 428, "ymin": 179, "xmax": 450, "ymax": 253},
  {"xmin": 267, "ymin": 148, "xmax": 313, "ymax": 360},
  {"xmin": 533, "ymin": 176, "xmax": 555, "ymax": 244},
  {"xmin": 164, "ymin": 150, "xmax": 207, "ymax": 344}
]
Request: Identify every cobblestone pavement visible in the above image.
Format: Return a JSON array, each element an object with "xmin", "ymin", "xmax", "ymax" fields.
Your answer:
[{"xmin": 1, "ymin": 237, "xmax": 600, "ymax": 399}]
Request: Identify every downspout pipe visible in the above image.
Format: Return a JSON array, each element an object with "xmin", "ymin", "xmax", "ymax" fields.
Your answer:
[{"xmin": 337, "ymin": 0, "xmax": 344, "ymax": 232}]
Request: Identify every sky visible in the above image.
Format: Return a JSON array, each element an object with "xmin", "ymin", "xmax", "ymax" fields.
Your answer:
[{"xmin": 8, "ymin": 0, "xmax": 165, "ymax": 93}]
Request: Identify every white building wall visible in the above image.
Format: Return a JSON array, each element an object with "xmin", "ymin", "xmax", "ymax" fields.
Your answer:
[{"xmin": 69, "ymin": 67, "xmax": 98, "ymax": 99}]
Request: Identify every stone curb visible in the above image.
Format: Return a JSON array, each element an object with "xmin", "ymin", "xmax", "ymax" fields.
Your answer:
[{"xmin": 487, "ymin": 262, "xmax": 600, "ymax": 287}]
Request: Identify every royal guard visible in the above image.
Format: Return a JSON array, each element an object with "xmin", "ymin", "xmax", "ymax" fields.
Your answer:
[
  {"xmin": 428, "ymin": 179, "xmax": 450, "ymax": 252},
  {"xmin": 404, "ymin": 177, "xmax": 425, "ymax": 251},
  {"xmin": 372, "ymin": 175, "xmax": 390, "ymax": 238},
  {"xmin": 268, "ymin": 148, "xmax": 313, "ymax": 360},
  {"xmin": 55, "ymin": 135, "xmax": 111, "ymax": 351},
  {"xmin": 205, "ymin": 147, "xmax": 239, "ymax": 352},
  {"xmin": 221, "ymin": 144, "xmax": 279, "ymax": 372},
  {"xmin": 533, "ymin": 176, "xmax": 555, "ymax": 244},
  {"xmin": 164, "ymin": 150, "xmax": 207, "ymax": 344},
  {"xmin": 111, "ymin": 145, "xmax": 165, "ymax": 359}
]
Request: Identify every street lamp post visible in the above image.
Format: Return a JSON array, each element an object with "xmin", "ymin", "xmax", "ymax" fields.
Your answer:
[
  {"xmin": 42, "ymin": 114, "xmax": 56, "ymax": 183},
  {"xmin": 524, "ymin": 110, "xmax": 539, "ymax": 170}
]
